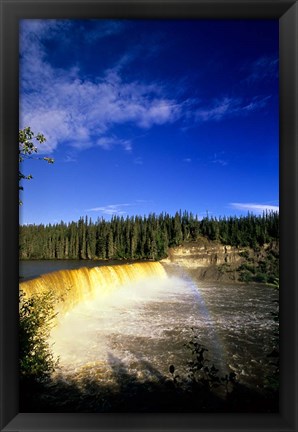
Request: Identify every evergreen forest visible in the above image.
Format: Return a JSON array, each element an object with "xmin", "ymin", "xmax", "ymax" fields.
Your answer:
[{"xmin": 19, "ymin": 211, "xmax": 279, "ymax": 261}]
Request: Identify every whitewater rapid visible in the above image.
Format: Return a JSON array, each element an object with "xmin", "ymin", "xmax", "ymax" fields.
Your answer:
[{"xmin": 20, "ymin": 262, "xmax": 278, "ymax": 394}]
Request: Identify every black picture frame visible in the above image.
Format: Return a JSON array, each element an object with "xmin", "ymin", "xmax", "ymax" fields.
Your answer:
[{"xmin": 1, "ymin": 1, "xmax": 297, "ymax": 431}]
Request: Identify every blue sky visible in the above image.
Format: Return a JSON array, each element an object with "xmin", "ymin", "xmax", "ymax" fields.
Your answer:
[{"xmin": 19, "ymin": 19, "xmax": 279, "ymax": 225}]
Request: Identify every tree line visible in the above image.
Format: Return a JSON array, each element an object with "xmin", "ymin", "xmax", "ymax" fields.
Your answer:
[{"xmin": 19, "ymin": 210, "xmax": 279, "ymax": 260}]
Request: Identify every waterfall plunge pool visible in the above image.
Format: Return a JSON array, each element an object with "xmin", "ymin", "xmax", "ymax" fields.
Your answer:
[{"xmin": 19, "ymin": 261, "xmax": 279, "ymax": 412}]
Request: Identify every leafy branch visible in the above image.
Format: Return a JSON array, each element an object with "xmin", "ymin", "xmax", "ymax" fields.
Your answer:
[
  {"xmin": 169, "ymin": 328, "xmax": 238, "ymax": 396},
  {"xmin": 19, "ymin": 126, "xmax": 54, "ymax": 204}
]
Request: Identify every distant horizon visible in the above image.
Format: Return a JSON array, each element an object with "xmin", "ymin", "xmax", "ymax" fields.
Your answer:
[
  {"xmin": 19, "ymin": 19, "xmax": 279, "ymax": 225},
  {"xmin": 19, "ymin": 207, "xmax": 279, "ymax": 227}
]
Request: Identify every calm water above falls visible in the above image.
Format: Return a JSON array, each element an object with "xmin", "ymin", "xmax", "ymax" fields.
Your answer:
[{"xmin": 19, "ymin": 259, "xmax": 117, "ymax": 280}]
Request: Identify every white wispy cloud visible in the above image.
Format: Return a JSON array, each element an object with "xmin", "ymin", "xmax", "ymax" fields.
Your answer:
[
  {"xmin": 84, "ymin": 20, "xmax": 127, "ymax": 43},
  {"xmin": 97, "ymin": 136, "xmax": 132, "ymax": 151},
  {"xmin": 211, "ymin": 152, "xmax": 228, "ymax": 166},
  {"xmin": 86, "ymin": 203, "xmax": 131, "ymax": 216},
  {"xmin": 133, "ymin": 157, "xmax": 143, "ymax": 165},
  {"xmin": 64, "ymin": 154, "xmax": 77, "ymax": 163},
  {"xmin": 230, "ymin": 203, "xmax": 279, "ymax": 214},
  {"xmin": 195, "ymin": 96, "xmax": 271, "ymax": 123},
  {"xmin": 19, "ymin": 21, "xmax": 275, "ymax": 156},
  {"xmin": 86, "ymin": 200, "xmax": 151, "ymax": 216},
  {"xmin": 195, "ymin": 97, "xmax": 233, "ymax": 122},
  {"xmin": 20, "ymin": 20, "xmax": 183, "ymax": 154},
  {"xmin": 241, "ymin": 95, "xmax": 271, "ymax": 112},
  {"xmin": 245, "ymin": 56, "xmax": 278, "ymax": 83}
]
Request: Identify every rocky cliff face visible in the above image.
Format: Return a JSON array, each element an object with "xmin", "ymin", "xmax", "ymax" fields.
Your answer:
[
  {"xmin": 162, "ymin": 242, "xmax": 243, "ymax": 269},
  {"xmin": 161, "ymin": 240, "xmax": 279, "ymax": 284}
]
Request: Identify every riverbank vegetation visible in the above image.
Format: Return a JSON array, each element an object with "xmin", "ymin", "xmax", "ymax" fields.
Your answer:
[
  {"xmin": 19, "ymin": 289, "xmax": 59, "ymax": 404},
  {"xmin": 237, "ymin": 245, "xmax": 279, "ymax": 285},
  {"xmin": 20, "ymin": 211, "xmax": 279, "ymax": 261},
  {"xmin": 210, "ymin": 242, "xmax": 279, "ymax": 285}
]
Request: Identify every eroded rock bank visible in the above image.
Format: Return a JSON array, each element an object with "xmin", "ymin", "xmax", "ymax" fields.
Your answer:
[{"xmin": 161, "ymin": 238, "xmax": 279, "ymax": 285}]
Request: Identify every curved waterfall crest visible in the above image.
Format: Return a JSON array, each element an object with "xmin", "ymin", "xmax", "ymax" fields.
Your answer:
[{"xmin": 19, "ymin": 262, "xmax": 168, "ymax": 312}]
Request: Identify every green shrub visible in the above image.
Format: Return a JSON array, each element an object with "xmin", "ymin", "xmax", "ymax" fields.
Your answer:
[
  {"xmin": 169, "ymin": 328, "xmax": 238, "ymax": 396},
  {"xmin": 269, "ymin": 249, "xmax": 279, "ymax": 259},
  {"xmin": 238, "ymin": 263, "xmax": 255, "ymax": 273},
  {"xmin": 239, "ymin": 250, "xmax": 250, "ymax": 259},
  {"xmin": 19, "ymin": 290, "xmax": 59, "ymax": 383},
  {"xmin": 239, "ymin": 271, "xmax": 254, "ymax": 283},
  {"xmin": 253, "ymin": 273, "xmax": 268, "ymax": 284}
]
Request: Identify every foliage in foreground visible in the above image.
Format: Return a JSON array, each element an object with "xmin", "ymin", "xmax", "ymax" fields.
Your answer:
[
  {"xmin": 169, "ymin": 329, "xmax": 238, "ymax": 397},
  {"xmin": 19, "ymin": 290, "xmax": 59, "ymax": 384},
  {"xmin": 20, "ymin": 327, "xmax": 279, "ymax": 413},
  {"xmin": 167, "ymin": 327, "xmax": 278, "ymax": 413}
]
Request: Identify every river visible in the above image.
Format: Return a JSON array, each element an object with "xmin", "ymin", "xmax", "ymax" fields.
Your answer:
[{"xmin": 19, "ymin": 260, "xmax": 279, "ymax": 412}]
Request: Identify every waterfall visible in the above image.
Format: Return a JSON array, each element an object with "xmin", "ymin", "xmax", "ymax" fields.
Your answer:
[{"xmin": 19, "ymin": 262, "xmax": 168, "ymax": 313}]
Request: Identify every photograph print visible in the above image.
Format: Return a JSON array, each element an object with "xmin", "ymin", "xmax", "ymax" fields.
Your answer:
[{"xmin": 19, "ymin": 18, "xmax": 279, "ymax": 413}]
